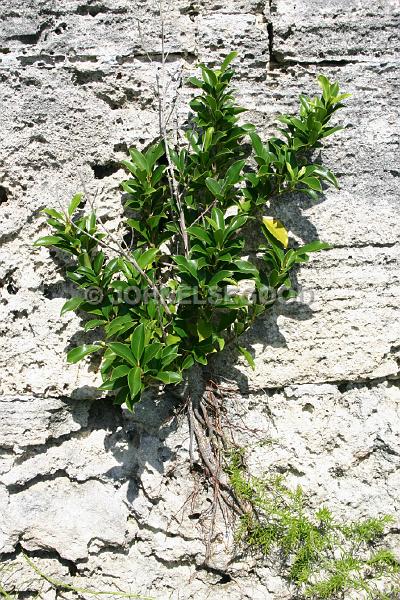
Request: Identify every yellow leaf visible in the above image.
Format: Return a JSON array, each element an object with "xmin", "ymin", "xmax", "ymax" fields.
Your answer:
[{"xmin": 262, "ymin": 216, "xmax": 289, "ymax": 248}]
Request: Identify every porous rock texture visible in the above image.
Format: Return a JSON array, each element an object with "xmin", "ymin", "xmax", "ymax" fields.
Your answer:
[{"xmin": 0, "ymin": 0, "xmax": 399, "ymax": 598}]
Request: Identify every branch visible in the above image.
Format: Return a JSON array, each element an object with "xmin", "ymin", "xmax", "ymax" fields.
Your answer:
[
  {"xmin": 66, "ymin": 206, "xmax": 172, "ymax": 316},
  {"xmin": 156, "ymin": 0, "xmax": 190, "ymax": 258}
]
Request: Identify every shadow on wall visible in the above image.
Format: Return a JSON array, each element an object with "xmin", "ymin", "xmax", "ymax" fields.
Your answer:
[{"xmin": 62, "ymin": 391, "xmax": 182, "ymax": 506}]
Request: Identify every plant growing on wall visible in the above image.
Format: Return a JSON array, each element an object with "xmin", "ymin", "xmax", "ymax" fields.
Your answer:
[
  {"xmin": 35, "ymin": 52, "xmax": 348, "ymax": 404},
  {"xmin": 34, "ymin": 52, "xmax": 357, "ymax": 577}
]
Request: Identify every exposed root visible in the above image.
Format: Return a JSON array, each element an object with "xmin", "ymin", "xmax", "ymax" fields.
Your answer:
[{"xmin": 186, "ymin": 366, "xmax": 250, "ymax": 562}]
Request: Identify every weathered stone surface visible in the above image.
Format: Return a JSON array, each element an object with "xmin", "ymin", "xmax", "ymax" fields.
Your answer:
[
  {"xmin": 7, "ymin": 478, "xmax": 129, "ymax": 561},
  {"xmin": 0, "ymin": 0, "xmax": 399, "ymax": 598},
  {"xmin": 1, "ymin": 382, "xmax": 399, "ymax": 597},
  {"xmin": 0, "ymin": 396, "xmax": 89, "ymax": 450},
  {"xmin": 271, "ymin": 0, "xmax": 400, "ymax": 63}
]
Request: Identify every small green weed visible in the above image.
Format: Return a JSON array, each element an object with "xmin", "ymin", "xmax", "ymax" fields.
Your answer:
[{"xmin": 227, "ymin": 449, "xmax": 400, "ymax": 599}]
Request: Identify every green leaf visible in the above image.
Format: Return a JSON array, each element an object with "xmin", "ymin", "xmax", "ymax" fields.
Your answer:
[
  {"xmin": 173, "ymin": 256, "xmax": 199, "ymax": 280},
  {"xmin": 301, "ymin": 177, "xmax": 322, "ymax": 192},
  {"xmin": 224, "ymin": 160, "xmax": 245, "ymax": 186},
  {"xmin": 257, "ymin": 165, "xmax": 273, "ymax": 177},
  {"xmin": 250, "ymin": 132, "xmax": 265, "ymax": 158},
  {"xmin": 211, "ymin": 207, "xmax": 225, "ymax": 229},
  {"xmin": 220, "ymin": 51, "xmax": 238, "ymax": 72},
  {"xmin": 187, "ymin": 226, "xmax": 212, "ymax": 245},
  {"xmin": 203, "ymin": 126, "xmax": 214, "ymax": 151},
  {"xmin": 286, "ymin": 161, "xmax": 296, "ymax": 181},
  {"xmin": 93, "ymin": 251, "xmax": 105, "ymax": 274},
  {"xmin": 297, "ymin": 241, "xmax": 331, "ymax": 253},
  {"xmin": 42, "ymin": 208, "xmax": 65, "ymax": 220},
  {"xmin": 101, "ymin": 348, "xmax": 116, "ymax": 373},
  {"xmin": 68, "ymin": 193, "xmax": 83, "ymax": 217},
  {"xmin": 128, "ymin": 366, "xmax": 142, "ymax": 398},
  {"xmin": 34, "ymin": 236, "xmax": 63, "ymax": 247},
  {"xmin": 60, "ymin": 297, "xmax": 85, "ymax": 316},
  {"xmin": 110, "ymin": 365, "xmax": 131, "ymax": 380},
  {"xmin": 106, "ymin": 315, "xmax": 136, "ymax": 338},
  {"xmin": 98, "ymin": 378, "xmax": 126, "ymax": 391},
  {"xmin": 145, "ymin": 141, "xmax": 164, "ymax": 167},
  {"xmin": 208, "ymin": 270, "xmax": 233, "ymax": 287},
  {"xmin": 161, "ymin": 351, "xmax": 179, "ymax": 368},
  {"xmin": 200, "ymin": 65, "xmax": 217, "ymax": 86},
  {"xmin": 282, "ymin": 289, "xmax": 298, "ymax": 300},
  {"xmin": 182, "ymin": 355, "xmax": 194, "ymax": 370},
  {"xmin": 269, "ymin": 269, "xmax": 281, "ymax": 287},
  {"xmin": 304, "ymin": 189, "xmax": 319, "ymax": 201},
  {"xmin": 166, "ymin": 334, "xmax": 181, "ymax": 346},
  {"xmin": 154, "ymin": 371, "xmax": 182, "ymax": 384},
  {"xmin": 136, "ymin": 248, "xmax": 159, "ymax": 270},
  {"xmin": 290, "ymin": 117, "xmax": 308, "ymax": 133},
  {"xmin": 227, "ymin": 214, "xmax": 248, "ymax": 235},
  {"xmin": 130, "ymin": 323, "xmax": 145, "ymax": 362},
  {"xmin": 129, "ymin": 147, "xmax": 148, "ymax": 171},
  {"xmin": 193, "ymin": 352, "xmax": 208, "ymax": 365},
  {"xmin": 84, "ymin": 319, "xmax": 106, "ymax": 332},
  {"xmin": 197, "ymin": 319, "xmax": 213, "ymax": 341},
  {"xmin": 262, "ymin": 217, "xmax": 289, "ymax": 248},
  {"xmin": 143, "ymin": 343, "xmax": 162, "ymax": 364},
  {"xmin": 188, "ymin": 76, "xmax": 204, "ymax": 89},
  {"xmin": 233, "ymin": 260, "xmax": 259, "ymax": 277},
  {"xmin": 67, "ymin": 344, "xmax": 100, "ymax": 364},
  {"xmin": 113, "ymin": 387, "xmax": 129, "ymax": 407},
  {"xmin": 321, "ymin": 126, "xmax": 343, "ymax": 138},
  {"xmin": 108, "ymin": 343, "xmax": 136, "ymax": 366},
  {"xmin": 317, "ymin": 74, "xmax": 331, "ymax": 99},
  {"xmin": 205, "ymin": 178, "xmax": 223, "ymax": 197},
  {"xmin": 313, "ymin": 166, "xmax": 339, "ymax": 188},
  {"xmin": 216, "ymin": 337, "xmax": 225, "ymax": 351},
  {"xmin": 238, "ymin": 346, "xmax": 255, "ymax": 370}
]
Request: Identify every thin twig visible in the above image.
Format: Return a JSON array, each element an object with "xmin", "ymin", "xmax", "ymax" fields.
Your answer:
[
  {"xmin": 192, "ymin": 199, "xmax": 218, "ymax": 226},
  {"xmin": 188, "ymin": 398, "xmax": 195, "ymax": 468},
  {"xmin": 157, "ymin": 0, "xmax": 190, "ymax": 258},
  {"xmin": 66, "ymin": 209, "xmax": 172, "ymax": 316},
  {"xmin": 76, "ymin": 174, "xmax": 170, "ymax": 334}
]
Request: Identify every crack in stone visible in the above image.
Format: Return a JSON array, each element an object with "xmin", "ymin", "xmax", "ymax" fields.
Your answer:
[
  {"xmin": 135, "ymin": 521, "xmax": 196, "ymax": 544},
  {"xmin": 267, "ymin": 0, "xmax": 274, "ymax": 69},
  {"xmin": 116, "ymin": 51, "xmax": 197, "ymax": 66},
  {"xmin": 331, "ymin": 241, "xmax": 399, "ymax": 249},
  {"xmin": 149, "ymin": 551, "xmax": 194, "ymax": 570},
  {"xmin": 6, "ymin": 469, "xmax": 103, "ymax": 494},
  {"xmin": 274, "ymin": 56, "xmax": 394, "ymax": 68},
  {"xmin": 238, "ymin": 374, "xmax": 400, "ymax": 400},
  {"xmin": 0, "ymin": 543, "xmax": 79, "ymax": 575},
  {"xmin": 12, "ymin": 428, "xmax": 90, "ymax": 466},
  {"xmin": 7, "ymin": 20, "xmax": 53, "ymax": 45}
]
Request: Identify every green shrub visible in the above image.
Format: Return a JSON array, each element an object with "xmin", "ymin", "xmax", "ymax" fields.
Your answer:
[{"xmin": 35, "ymin": 52, "xmax": 349, "ymax": 410}]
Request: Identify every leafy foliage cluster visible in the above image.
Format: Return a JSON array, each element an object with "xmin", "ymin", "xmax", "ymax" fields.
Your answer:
[
  {"xmin": 227, "ymin": 449, "xmax": 400, "ymax": 599},
  {"xmin": 35, "ymin": 52, "xmax": 349, "ymax": 410}
]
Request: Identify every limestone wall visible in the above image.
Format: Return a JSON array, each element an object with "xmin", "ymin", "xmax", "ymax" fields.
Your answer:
[{"xmin": 0, "ymin": 1, "xmax": 399, "ymax": 598}]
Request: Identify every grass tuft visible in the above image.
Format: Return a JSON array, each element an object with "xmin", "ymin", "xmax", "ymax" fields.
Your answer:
[{"xmin": 226, "ymin": 448, "xmax": 400, "ymax": 599}]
